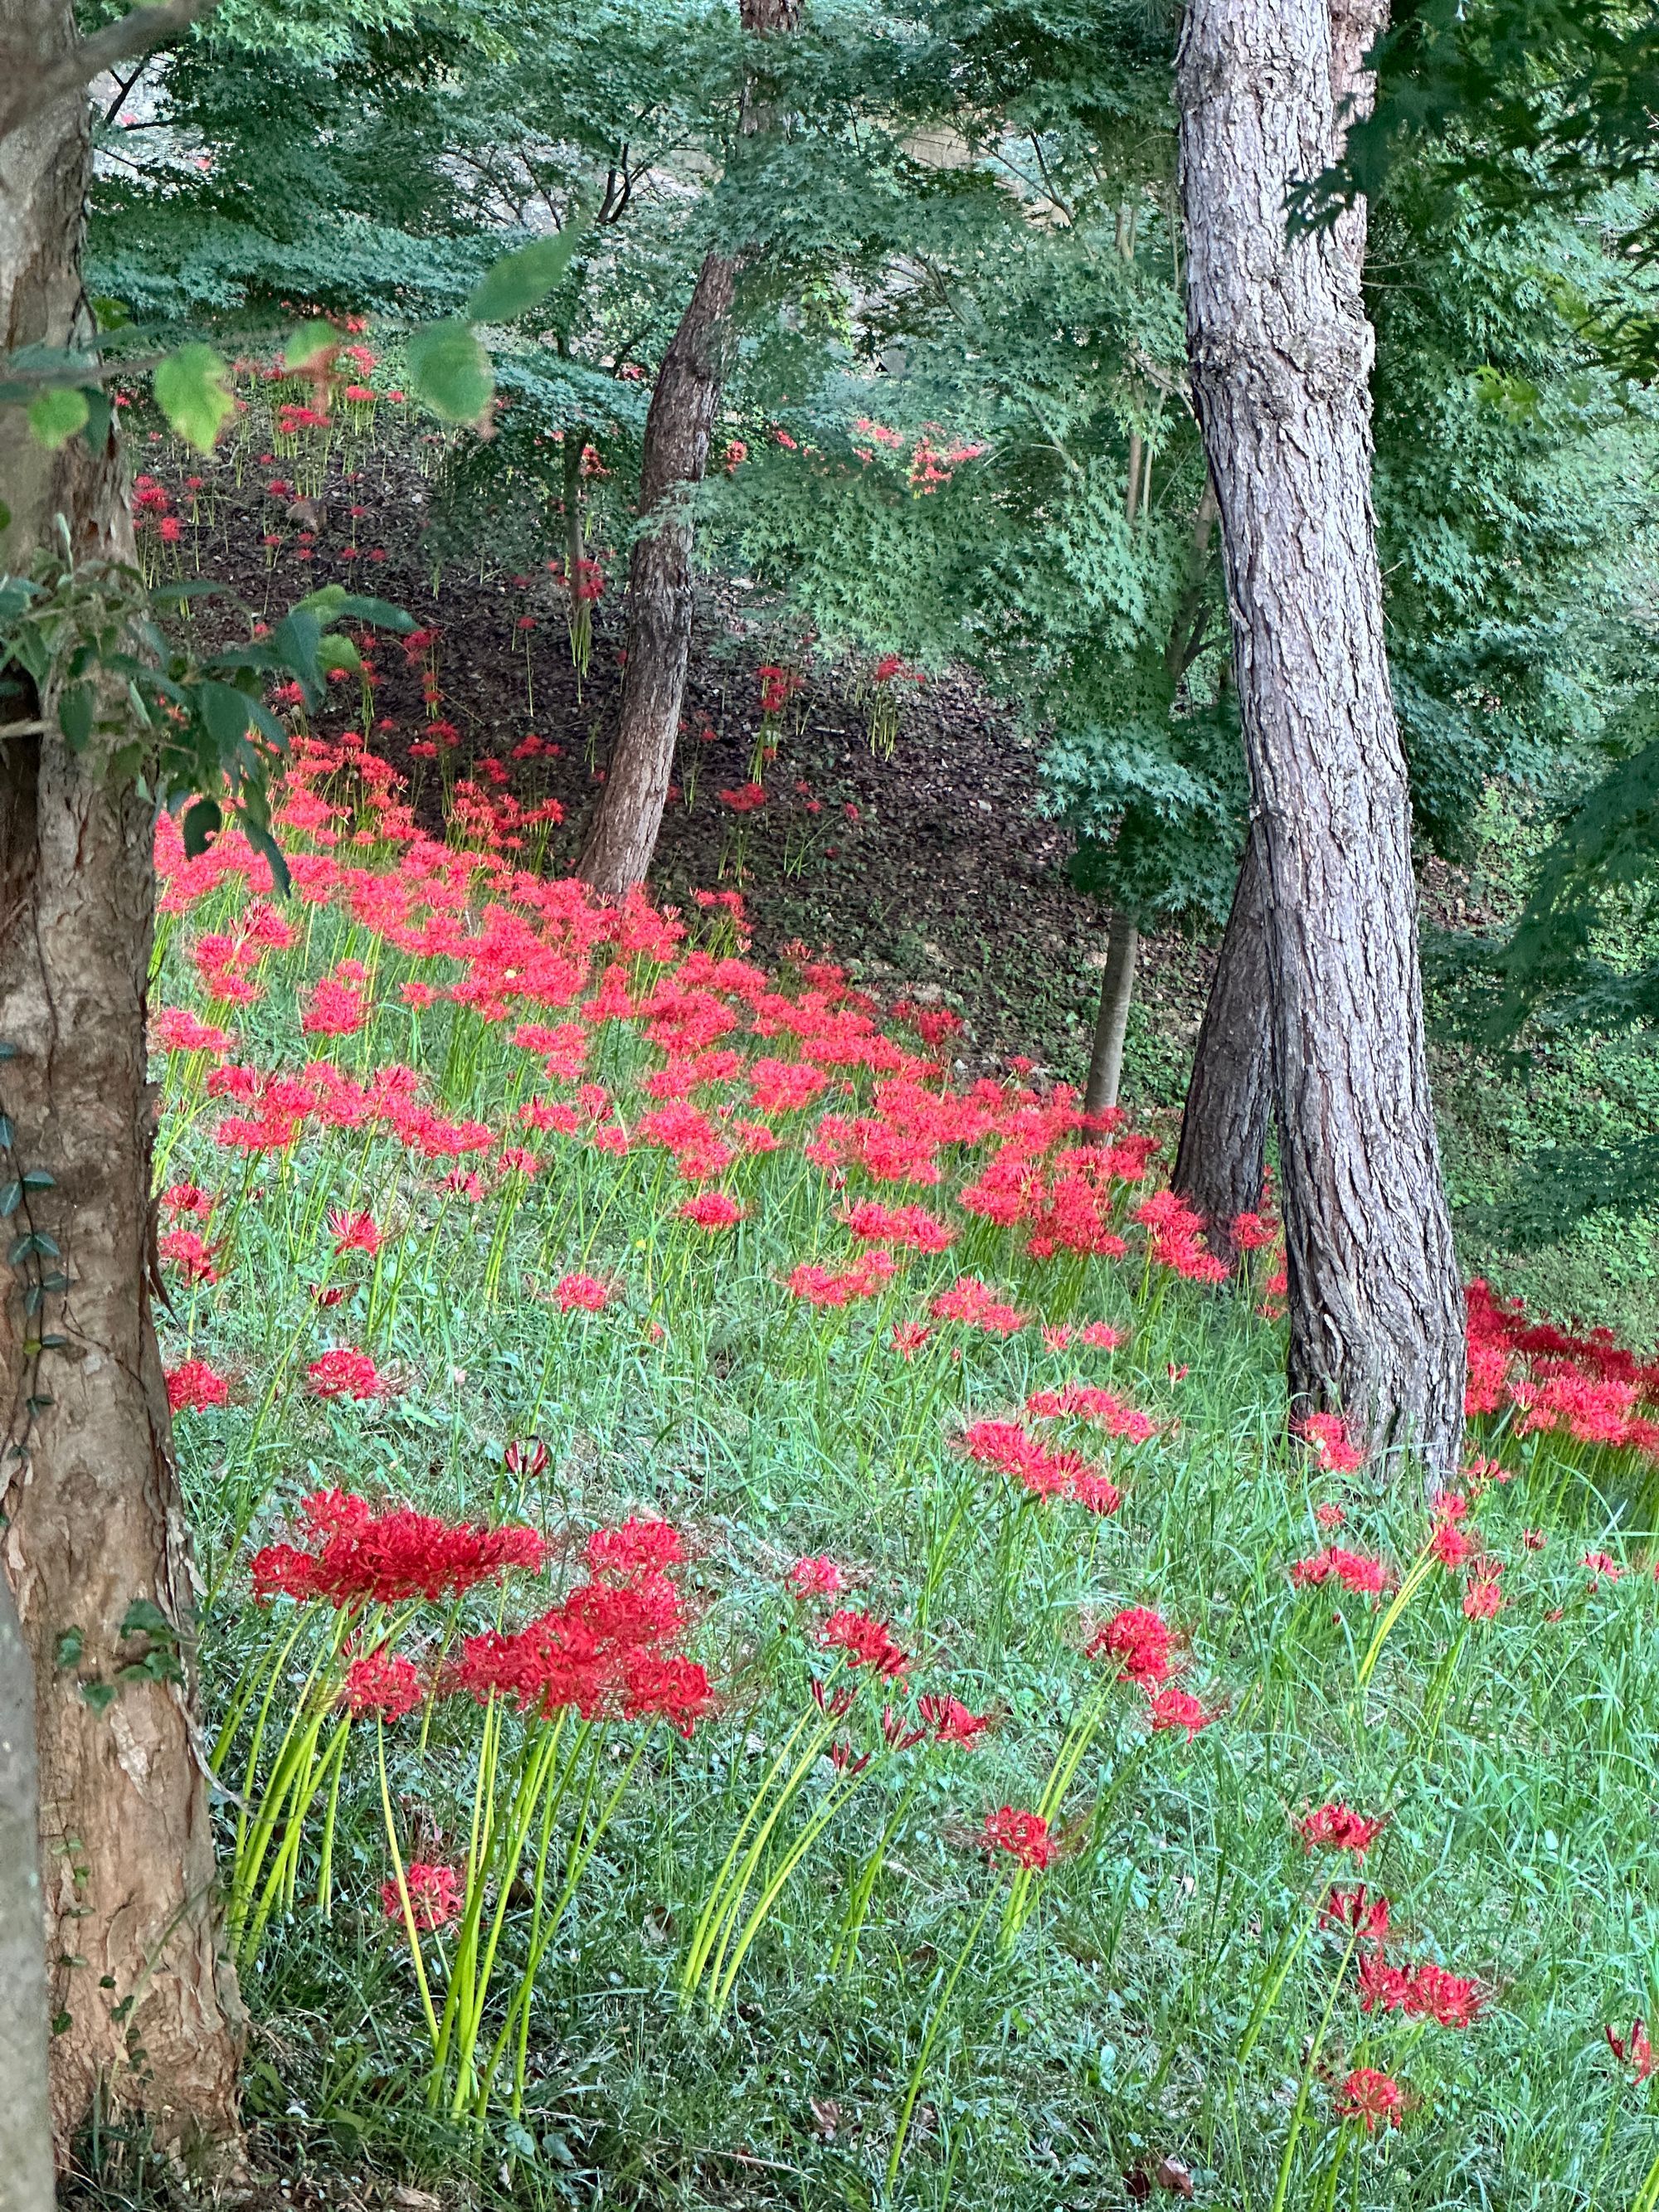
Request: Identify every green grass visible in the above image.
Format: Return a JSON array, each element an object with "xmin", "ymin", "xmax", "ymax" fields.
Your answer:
[{"xmin": 108, "ymin": 769, "xmax": 1659, "ymax": 2212}]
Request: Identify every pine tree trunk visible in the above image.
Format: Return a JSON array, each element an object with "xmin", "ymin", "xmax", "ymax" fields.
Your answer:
[
  {"xmin": 0, "ymin": 0, "xmax": 243, "ymax": 2155},
  {"xmin": 577, "ymin": 246, "xmax": 737, "ymax": 895},
  {"xmin": 577, "ymin": 0, "xmax": 800, "ymax": 897},
  {"xmin": 1083, "ymin": 912, "xmax": 1139, "ymax": 1116},
  {"xmin": 1171, "ymin": 821, "xmax": 1272, "ymax": 1266},
  {"xmin": 1175, "ymin": 0, "xmax": 1465, "ymax": 1478},
  {"xmin": 1168, "ymin": 0, "xmax": 1386, "ymax": 1275},
  {"xmin": 0, "ymin": 1571, "xmax": 53, "ymax": 2212}
]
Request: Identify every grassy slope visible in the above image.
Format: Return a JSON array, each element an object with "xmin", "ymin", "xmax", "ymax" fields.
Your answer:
[{"xmin": 124, "ymin": 761, "xmax": 1659, "ymax": 2212}]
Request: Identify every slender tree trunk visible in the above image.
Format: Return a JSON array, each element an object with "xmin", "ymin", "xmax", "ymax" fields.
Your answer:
[
  {"xmin": 0, "ymin": 1571, "xmax": 53, "ymax": 2212},
  {"xmin": 578, "ymin": 0, "xmax": 799, "ymax": 896},
  {"xmin": 1083, "ymin": 912, "xmax": 1139, "ymax": 1116},
  {"xmin": 1175, "ymin": 0, "xmax": 1465, "ymax": 1478},
  {"xmin": 1171, "ymin": 819, "xmax": 1272, "ymax": 1266},
  {"xmin": 0, "ymin": 0, "xmax": 243, "ymax": 2156},
  {"xmin": 1169, "ymin": 0, "xmax": 1392, "ymax": 1275}
]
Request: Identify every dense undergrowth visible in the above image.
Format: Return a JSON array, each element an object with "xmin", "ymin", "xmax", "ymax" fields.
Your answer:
[{"xmin": 95, "ymin": 715, "xmax": 1659, "ymax": 2212}]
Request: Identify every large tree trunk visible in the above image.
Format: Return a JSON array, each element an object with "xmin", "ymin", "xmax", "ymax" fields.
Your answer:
[
  {"xmin": 1175, "ymin": 0, "xmax": 1465, "ymax": 1479},
  {"xmin": 577, "ymin": 0, "xmax": 800, "ymax": 897},
  {"xmin": 1169, "ymin": 0, "xmax": 1387, "ymax": 1275},
  {"xmin": 1, "ymin": 0, "xmax": 243, "ymax": 2156},
  {"xmin": 1171, "ymin": 820, "xmax": 1272, "ymax": 1266}
]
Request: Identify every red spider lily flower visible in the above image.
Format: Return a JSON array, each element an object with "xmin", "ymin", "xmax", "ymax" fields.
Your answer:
[
  {"xmin": 158, "ymin": 1229, "xmax": 221, "ymax": 1285},
  {"xmin": 252, "ymin": 1493, "xmax": 545, "ymax": 1608},
  {"xmin": 328, "ymin": 1207, "xmax": 384, "ymax": 1257},
  {"xmin": 1315, "ymin": 1502, "xmax": 1347, "ymax": 1529},
  {"xmin": 162, "ymin": 1182, "xmax": 216, "ymax": 1219},
  {"xmin": 840, "ymin": 1198, "xmax": 955, "ymax": 1252},
  {"xmin": 1146, "ymin": 1687, "xmax": 1218, "ymax": 1738},
  {"xmin": 679, "ymin": 1191, "xmax": 744, "ymax": 1230},
  {"xmin": 1359, "ymin": 1953, "xmax": 1483, "ymax": 2028},
  {"xmin": 1608, "ymin": 2021, "xmax": 1655, "ymax": 2082},
  {"xmin": 312, "ymin": 1284, "xmax": 348, "ymax": 1307},
  {"xmin": 1291, "ymin": 1546, "xmax": 1389, "ymax": 1595},
  {"xmin": 1088, "ymin": 1607, "xmax": 1175, "ymax": 1687},
  {"xmin": 621, "ymin": 1652, "xmax": 713, "ymax": 1735},
  {"xmin": 306, "ymin": 1348, "xmax": 387, "ymax": 1400},
  {"xmin": 1296, "ymin": 1412, "xmax": 1364, "ymax": 1474},
  {"xmin": 303, "ymin": 972, "xmax": 369, "ymax": 1037},
  {"xmin": 787, "ymin": 1249, "xmax": 897, "ymax": 1306},
  {"xmin": 1321, "ymin": 1887, "xmax": 1390, "ymax": 1942},
  {"xmin": 381, "ymin": 1861, "xmax": 460, "ymax": 1932},
  {"xmin": 1521, "ymin": 1529, "xmax": 1546, "ymax": 1550},
  {"xmin": 1462, "ymin": 1572, "xmax": 1505, "ymax": 1620},
  {"xmin": 982, "ymin": 1806, "xmax": 1054, "ymax": 1870},
  {"xmin": 812, "ymin": 1680, "xmax": 856, "ymax": 1719},
  {"xmin": 1297, "ymin": 1803, "xmax": 1386, "ymax": 1858},
  {"xmin": 830, "ymin": 1739, "xmax": 873, "ymax": 1774},
  {"xmin": 586, "ymin": 1519, "xmax": 684, "ymax": 1580},
  {"xmin": 891, "ymin": 1320, "xmax": 932, "ymax": 1358},
  {"xmin": 1335, "ymin": 2068, "xmax": 1404, "ymax": 2132},
  {"xmin": 165, "ymin": 1358, "xmax": 229, "ymax": 1413},
  {"xmin": 455, "ymin": 1568, "xmax": 690, "ymax": 1721},
  {"xmin": 880, "ymin": 1705, "xmax": 926, "ymax": 1751},
  {"xmin": 153, "ymin": 1007, "xmax": 237, "ymax": 1056},
  {"xmin": 342, "ymin": 1650, "xmax": 424, "ymax": 1720},
  {"xmin": 718, "ymin": 781, "xmax": 768, "ymax": 813},
  {"xmin": 820, "ymin": 1607, "xmax": 909, "ymax": 1676},
  {"xmin": 1230, "ymin": 1210, "xmax": 1280, "ymax": 1252},
  {"xmin": 786, "ymin": 1556, "xmax": 845, "ymax": 1598},
  {"xmin": 917, "ymin": 1694, "xmax": 991, "ymax": 1748},
  {"xmin": 1432, "ymin": 1520, "xmax": 1477, "ymax": 1570},
  {"xmin": 1024, "ymin": 1382, "xmax": 1156, "ymax": 1442},
  {"xmin": 1584, "ymin": 1550, "xmax": 1623, "ymax": 1584},
  {"xmin": 504, "ymin": 1438, "xmax": 550, "ymax": 1480},
  {"xmin": 555, "ymin": 1272, "xmax": 611, "ymax": 1312}
]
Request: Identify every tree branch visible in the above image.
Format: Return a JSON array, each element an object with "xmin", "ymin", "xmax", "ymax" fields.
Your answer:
[{"xmin": 0, "ymin": 0, "xmax": 220, "ymax": 150}]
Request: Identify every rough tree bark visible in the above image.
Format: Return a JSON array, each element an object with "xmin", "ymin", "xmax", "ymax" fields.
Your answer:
[
  {"xmin": 577, "ymin": 0, "xmax": 800, "ymax": 896},
  {"xmin": 0, "ymin": 1571, "xmax": 53, "ymax": 2212},
  {"xmin": 0, "ymin": 0, "xmax": 243, "ymax": 2156},
  {"xmin": 1169, "ymin": 0, "xmax": 1394, "ymax": 1274},
  {"xmin": 1175, "ymin": 0, "xmax": 1466, "ymax": 1477}
]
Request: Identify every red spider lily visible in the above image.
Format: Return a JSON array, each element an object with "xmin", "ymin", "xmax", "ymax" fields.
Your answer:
[
  {"xmin": 891, "ymin": 1320, "xmax": 932, "ymax": 1358},
  {"xmin": 1297, "ymin": 1803, "xmax": 1386, "ymax": 1858},
  {"xmin": 303, "ymin": 971, "xmax": 370, "ymax": 1037},
  {"xmin": 1146, "ymin": 1687, "xmax": 1218, "ymax": 1738},
  {"xmin": 158, "ymin": 1228, "xmax": 221, "ymax": 1285},
  {"xmin": 1358, "ymin": 1951, "xmax": 1483, "ymax": 2027},
  {"xmin": 1431, "ymin": 1519, "xmax": 1477, "ymax": 1570},
  {"xmin": 917, "ymin": 1694, "xmax": 990, "ymax": 1748},
  {"xmin": 811, "ymin": 1680, "xmax": 855, "ymax": 1718},
  {"xmin": 1297, "ymin": 1412, "xmax": 1365, "ymax": 1475},
  {"xmin": 328, "ymin": 1208, "xmax": 384, "ymax": 1257},
  {"xmin": 959, "ymin": 1417, "xmax": 1120, "ymax": 1514},
  {"xmin": 342, "ymin": 1650, "xmax": 424, "ymax": 1719},
  {"xmin": 1291, "ymin": 1545, "xmax": 1389, "ymax": 1595},
  {"xmin": 166, "ymin": 1358, "xmax": 229, "ymax": 1413},
  {"xmin": 162, "ymin": 1182, "xmax": 216, "ymax": 1219},
  {"xmin": 252, "ymin": 1492, "xmax": 545, "ymax": 1608},
  {"xmin": 620, "ymin": 1653, "xmax": 713, "ymax": 1735},
  {"xmin": 1024, "ymin": 1382, "xmax": 1156, "ymax": 1442},
  {"xmin": 153, "ymin": 1007, "xmax": 237, "ymax": 1056},
  {"xmin": 1230, "ymin": 1210, "xmax": 1280, "ymax": 1252},
  {"xmin": 1584, "ymin": 1550, "xmax": 1623, "ymax": 1584},
  {"xmin": 306, "ymin": 1349, "xmax": 387, "ymax": 1400},
  {"xmin": 679, "ymin": 1191, "xmax": 744, "ymax": 1230},
  {"xmin": 504, "ymin": 1437, "xmax": 550, "ymax": 1479},
  {"xmin": 880, "ymin": 1705, "xmax": 926, "ymax": 1750},
  {"xmin": 1463, "ymin": 1572, "xmax": 1505, "ymax": 1620},
  {"xmin": 382, "ymin": 1861, "xmax": 460, "ymax": 1932},
  {"xmin": 554, "ymin": 1272, "xmax": 611, "ymax": 1312},
  {"xmin": 982, "ymin": 1806, "xmax": 1054, "ymax": 1870},
  {"xmin": 1088, "ymin": 1607, "xmax": 1174, "ymax": 1686},
  {"xmin": 820, "ymin": 1608, "xmax": 908, "ymax": 1676},
  {"xmin": 1608, "ymin": 2020, "xmax": 1655, "ymax": 2082},
  {"xmin": 586, "ymin": 1519, "xmax": 684, "ymax": 1579},
  {"xmin": 1315, "ymin": 1502, "xmax": 1347, "ymax": 1529},
  {"xmin": 840, "ymin": 1198, "xmax": 955, "ymax": 1252},
  {"xmin": 787, "ymin": 1249, "xmax": 896, "ymax": 1306},
  {"xmin": 929, "ymin": 1276, "xmax": 1029, "ymax": 1334},
  {"xmin": 1321, "ymin": 1887, "xmax": 1390, "ymax": 1942},
  {"xmin": 786, "ymin": 1556, "xmax": 845, "ymax": 1598},
  {"xmin": 1335, "ymin": 2068, "xmax": 1404, "ymax": 2132},
  {"xmin": 718, "ymin": 781, "xmax": 768, "ymax": 813}
]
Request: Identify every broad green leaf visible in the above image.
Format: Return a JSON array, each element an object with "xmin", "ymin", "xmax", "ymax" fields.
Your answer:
[
  {"xmin": 90, "ymin": 297, "xmax": 131, "ymax": 331},
  {"xmin": 318, "ymin": 634, "xmax": 361, "ymax": 676},
  {"xmin": 153, "ymin": 344, "xmax": 235, "ymax": 453},
  {"xmin": 181, "ymin": 796, "xmax": 222, "ymax": 858},
  {"xmin": 57, "ymin": 683, "xmax": 94, "ymax": 749},
  {"xmin": 197, "ymin": 679, "xmax": 257, "ymax": 752},
  {"xmin": 331, "ymin": 592, "xmax": 416, "ymax": 633},
  {"xmin": 465, "ymin": 226, "xmax": 585, "ymax": 325},
  {"xmin": 27, "ymin": 386, "xmax": 90, "ymax": 450},
  {"xmin": 405, "ymin": 320, "xmax": 494, "ymax": 425},
  {"xmin": 284, "ymin": 319, "xmax": 339, "ymax": 371},
  {"xmin": 241, "ymin": 814, "xmax": 292, "ymax": 898}
]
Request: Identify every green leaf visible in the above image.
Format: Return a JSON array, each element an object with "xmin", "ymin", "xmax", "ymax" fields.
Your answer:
[
  {"xmin": 55, "ymin": 1628, "xmax": 84, "ymax": 1670},
  {"xmin": 57, "ymin": 683, "xmax": 94, "ymax": 749},
  {"xmin": 90, "ymin": 297, "xmax": 132, "ymax": 331},
  {"xmin": 405, "ymin": 321, "xmax": 494, "ymax": 426},
  {"xmin": 153, "ymin": 344, "xmax": 235, "ymax": 454},
  {"xmin": 0, "ymin": 1183, "xmax": 21, "ymax": 1218},
  {"xmin": 181, "ymin": 796, "xmax": 222, "ymax": 858},
  {"xmin": 318, "ymin": 634, "xmax": 360, "ymax": 677},
  {"xmin": 330, "ymin": 593, "xmax": 416, "ymax": 633},
  {"xmin": 80, "ymin": 1680, "xmax": 117, "ymax": 1714},
  {"xmin": 196, "ymin": 678, "xmax": 256, "ymax": 753},
  {"xmin": 240, "ymin": 814, "xmax": 292, "ymax": 899},
  {"xmin": 119, "ymin": 1597, "xmax": 178, "ymax": 1644},
  {"xmin": 465, "ymin": 227, "xmax": 586, "ymax": 325},
  {"xmin": 27, "ymin": 386, "xmax": 90, "ymax": 450},
  {"xmin": 284, "ymin": 319, "xmax": 339, "ymax": 372}
]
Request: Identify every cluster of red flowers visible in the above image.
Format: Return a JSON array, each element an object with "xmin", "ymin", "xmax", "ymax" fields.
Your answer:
[
  {"xmin": 1132, "ymin": 1191, "xmax": 1229, "ymax": 1285},
  {"xmin": 251, "ymin": 1489, "xmax": 546, "ymax": 1607},
  {"xmin": 1359, "ymin": 1950, "xmax": 1483, "ymax": 2028},
  {"xmin": 455, "ymin": 1519, "xmax": 709, "ymax": 1733},
  {"xmin": 982, "ymin": 1806, "xmax": 1054, "ymax": 1869},
  {"xmin": 1024, "ymin": 1382, "xmax": 1156, "ymax": 1443},
  {"xmin": 820, "ymin": 1607, "xmax": 909, "ymax": 1676},
  {"xmin": 1291, "ymin": 1544, "xmax": 1389, "ymax": 1596},
  {"xmin": 1298, "ymin": 1801, "xmax": 1386, "ymax": 1858},
  {"xmin": 1335, "ymin": 2067, "xmax": 1404, "ymax": 2132},
  {"xmin": 959, "ymin": 1417, "xmax": 1121, "ymax": 1516},
  {"xmin": 166, "ymin": 1357, "xmax": 230, "ymax": 1412},
  {"xmin": 307, "ymin": 1348, "xmax": 388, "ymax": 1400},
  {"xmin": 1467, "ymin": 1278, "xmax": 1659, "ymax": 1466},
  {"xmin": 787, "ymin": 1249, "xmax": 896, "ymax": 1307},
  {"xmin": 1087, "ymin": 1606, "xmax": 1174, "ymax": 1687},
  {"xmin": 382, "ymin": 1860, "xmax": 460, "ymax": 1932}
]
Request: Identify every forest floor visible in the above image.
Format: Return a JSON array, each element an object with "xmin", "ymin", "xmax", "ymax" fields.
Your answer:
[{"xmin": 141, "ymin": 421, "xmax": 1659, "ymax": 1344}]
